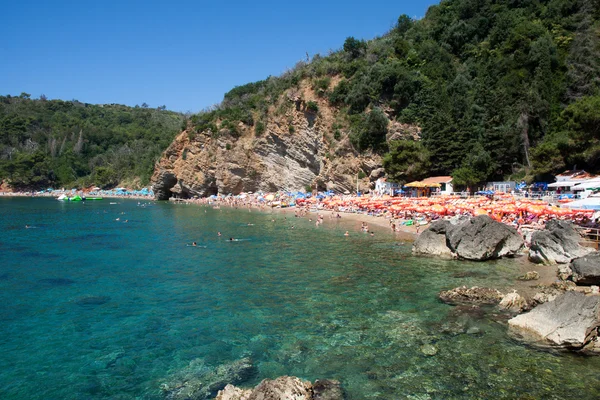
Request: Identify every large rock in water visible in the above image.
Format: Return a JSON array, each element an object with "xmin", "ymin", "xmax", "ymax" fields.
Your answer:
[
  {"xmin": 529, "ymin": 220, "xmax": 594, "ymax": 264},
  {"xmin": 447, "ymin": 215, "xmax": 524, "ymax": 260},
  {"xmin": 412, "ymin": 220, "xmax": 453, "ymax": 257},
  {"xmin": 413, "ymin": 215, "xmax": 523, "ymax": 261},
  {"xmin": 508, "ymin": 291, "xmax": 600, "ymax": 353},
  {"xmin": 215, "ymin": 377, "xmax": 344, "ymax": 400},
  {"xmin": 570, "ymin": 252, "xmax": 600, "ymax": 285}
]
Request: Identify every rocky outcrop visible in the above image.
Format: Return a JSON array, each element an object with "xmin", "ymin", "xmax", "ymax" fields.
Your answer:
[
  {"xmin": 439, "ymin": 286, "xmax": 504, "ymax": 305},
  {"xmin": 508, "ymin": 291, "xmax": 600, "ymax": 353},
  {"xmin": 413, "ymin": 215, "xmax": 523, "ymax": 261},
  {"xmin": 150, "ymin": 83, "xmax": 417, "ymax": 200},
  {"xmin": 528, "ymin": 220, "xmax": 594, "ymax": 264},
  {"xmin": 215, "ymin": 377, "xmax": 343, "ymax": 400},
  {"xmin": 570, "ymin": 252, "xmax": 600, "ymax": 285},
  {"xmin": 160, "ymin": 357, "xmax": 256, "ymax": 400}
]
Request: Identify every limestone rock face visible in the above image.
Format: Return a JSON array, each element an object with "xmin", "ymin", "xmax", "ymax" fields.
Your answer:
[
  {"xmin": 150, "ymin": 84, "xmax": 415, "ymax": 200},
  {"xmin": 529, "ymin": 220, "xmax": 594, "ymax": 264},
  {"xmin": 413, "ymin": 216, "xmax": 523, "ymax": 261},
  {"xmin": 570, "ymin": 252, "xmax": 600, "ymax": 285},
  {"xmin": 508, "ymin": 291, "xmax": 600, "ymax": 353}
]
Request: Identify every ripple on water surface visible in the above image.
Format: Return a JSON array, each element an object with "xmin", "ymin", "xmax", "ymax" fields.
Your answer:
[{"xmin": 0, "ymin": 197, "xmax": 599, "ymax": 399}]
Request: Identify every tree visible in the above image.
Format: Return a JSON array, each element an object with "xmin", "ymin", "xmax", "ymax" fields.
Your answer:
[
  {"xmin": 343, "ymin": 37, "xmax": 366, "ymax": 60},
  {"xmin": 383, "ymin": 140, "xmax": 430, "ymax": 184},
  {"xmin": 451, "ymin": 143, "xmax": 493, "ymax": 191},
  {"xmin": 397, "ymin": 14, "xmax": 413, "ymax": 36},
  {"xmin": 350, "ymin": 108, "xmax": 389, "ymax": 152}
]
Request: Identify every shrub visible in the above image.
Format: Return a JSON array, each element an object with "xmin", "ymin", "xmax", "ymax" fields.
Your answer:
[
  {"xmin": 306, "ymin": 101, "xmax": 319, "ymax": 113},
  {"xmin": 313, "ymin": 77, "xmax": 331, "ymax": 97},
  {"xmin": 289, "ymin": 125, "xmax": 295, "ymax": 134},
  {"xmin": 255, "ymin": 121, "xmax": 266, "ymax": 136},
  {"xmin": 225, "ymin": 143, "xmax": 231, "ymax": 150}
]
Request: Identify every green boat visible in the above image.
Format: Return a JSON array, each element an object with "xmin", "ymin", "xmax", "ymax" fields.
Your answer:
[
  {"xmin": 84, "ymin": 197, "xmax": 103, "ymax": 200},
  {"xmin": 69, "ymin": 195, "xmax": 83, "ymax": 202}
]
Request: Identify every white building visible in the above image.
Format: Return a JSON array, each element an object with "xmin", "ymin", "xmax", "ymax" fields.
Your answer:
[{"xmin": 374, "ymin": 178, "xmax": 400, "ymax": 196}]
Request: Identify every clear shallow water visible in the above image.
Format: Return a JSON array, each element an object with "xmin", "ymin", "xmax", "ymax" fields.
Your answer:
[{"xmin": 1, "ymin": 197, "xmax": 599, "ymax": 399}]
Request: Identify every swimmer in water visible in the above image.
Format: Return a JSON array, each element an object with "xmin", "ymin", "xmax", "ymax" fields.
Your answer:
[
  {"xmin": 218, "ymin": 231, "xmax": 222, "ymax": 236},
  {"xmin": 344, "ymin": 231, "xmax": 349, "ymax": 236},
  {"xmin": 192, "ymin": 241, "xmax": 197, "ymax": 247}
]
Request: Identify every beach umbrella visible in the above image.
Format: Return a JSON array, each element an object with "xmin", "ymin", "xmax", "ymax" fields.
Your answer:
[{"xmin": 265, "ymin": 194, "xmax": 275, "ymax": 201}]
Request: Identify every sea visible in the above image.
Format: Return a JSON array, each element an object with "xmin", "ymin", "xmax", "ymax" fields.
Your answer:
[{"xmin": 1, "ymin": 197, "xmax": 599, "ymax": 399}]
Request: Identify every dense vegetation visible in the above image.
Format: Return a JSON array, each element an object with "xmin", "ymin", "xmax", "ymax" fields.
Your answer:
[
  {"xmin": 187, "ymin": 0, "xmax": 600, "ymax": 188},
  {"xmin": 0, "ymin": 94, "xmax": 183, "ymax": 189}
]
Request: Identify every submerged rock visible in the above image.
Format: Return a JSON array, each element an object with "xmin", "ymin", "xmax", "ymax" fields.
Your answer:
[
  {"xmin": 413, "ymin": 216, "xmax": 523, "ymax": 261},
  {"xmin": 75, "ymin": 296, "xmax": 110, "ymax": 307},
  {"xmin": 508, "ymin": 291, "xmax": 600, "ymax": 353},
  {"xmin": 215, "ymin": 376, "xmax": 344, "ymax": 400},
  {"xmin": 312, "ymin": 379, "xmax": 344, "ymax": 400},
  {"xmin": 528, "ymin": 220, "xmax": 593, "ymax": 264},
  {"xmin": 420, "ymin": 344, "xmax": 438, "ymax": 356},
  {"xmin": 439, "ymin": 286, "xmax": 504, "ymax": 306},
  {"xmin": 570, "ymin": 252, "xmax": 600, "ymax": 285},
  {"xmin": 39, "ymin": 278, "xmax": 75, "ymax": 286},
  {"xmin": 161, "ymin": 357, "xmax": 256, "ymax": 400}
]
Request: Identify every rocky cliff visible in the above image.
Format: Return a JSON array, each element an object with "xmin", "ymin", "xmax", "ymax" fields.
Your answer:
[{"xmin": 151, "ymin": 81, "xmax": 419, "ymax": 200}]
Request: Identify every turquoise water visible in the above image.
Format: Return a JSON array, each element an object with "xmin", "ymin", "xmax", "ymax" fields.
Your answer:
[{"xmin": 1, "ymin": 197, "xmax": 600, "ymax": 399}]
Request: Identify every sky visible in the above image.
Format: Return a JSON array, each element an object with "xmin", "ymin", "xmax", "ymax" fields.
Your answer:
[{"xmin": 0, "ymin": 0, "xmax": 439, "ymax": 113}]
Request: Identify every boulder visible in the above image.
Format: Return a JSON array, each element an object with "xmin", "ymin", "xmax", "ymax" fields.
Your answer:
[
  {"xmin": 446, "ymin": 215, "xmax": 524, "ymax": 261},
  {"xmin": 247, "ymin": 376, "xmax": 313, "ymax": 400},
  {"xmin": 215, "ymin": 377, "xmax": 344, "ymax": 400},
  {"xmin": 412, "ymin": 220, "xmax": 453, "ymax": 257},
  {"xmin": 413, "ymin": 216, "xmax": 524, "ymax": 261},
  {"xmin": 161, "ymin": 357, "xmax": 256, "ymax": 400},
  {"xmin": 216, "ymin": 384, "xmax": 251, "ymax": 400},
  {"xmin": 570, "ymin": 252, "xmax": 600, "ymax": 285},
  {"xmin": 439, "ymin": 286, "xmax": 504, "ymax": 305},
  {"xmin": 499, "ymin": 291, "xmax": 532, "ymax": 313},
  {"xmin": 528, "ymin": 220, "xmax": 594, "ymax": 264},
  {"xmin": 508, "ymin": 291, "xmax": 600, "ymax": 352}
]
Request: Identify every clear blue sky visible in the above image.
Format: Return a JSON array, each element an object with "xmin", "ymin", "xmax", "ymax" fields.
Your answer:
[{"xmin": 0, "ymin": 0, "xmax": 439, "ymax": 113}]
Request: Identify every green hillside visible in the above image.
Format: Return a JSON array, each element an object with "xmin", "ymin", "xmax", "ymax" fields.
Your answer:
[
  {"xmin": 186, "ymin": 0, "xmax": 600, "ymax": 187},
  {"xmin": 0, "ymin": 94, "xmax": 184, "ymax": 189}
]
